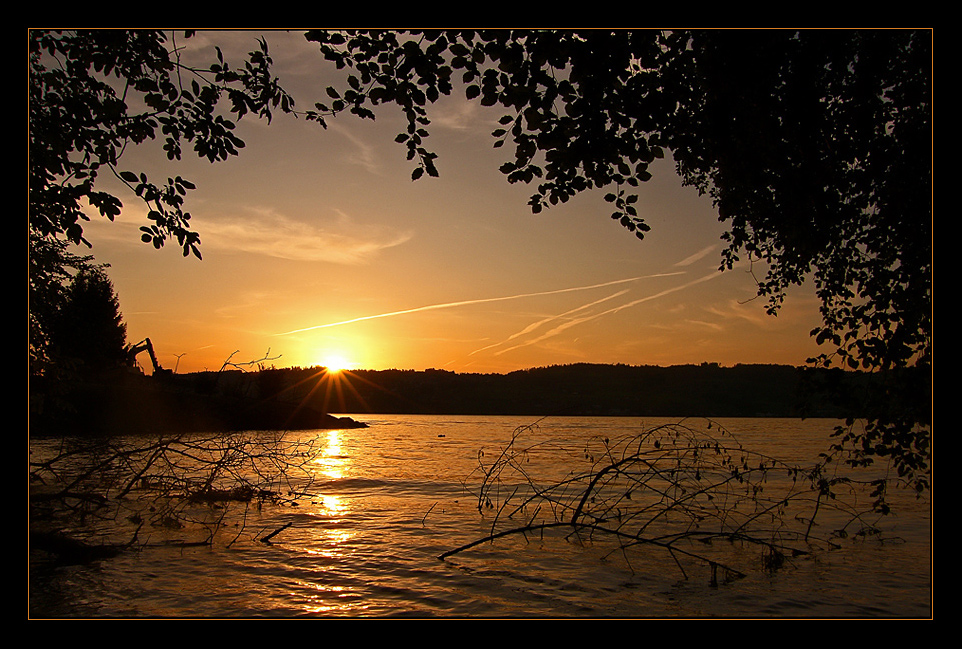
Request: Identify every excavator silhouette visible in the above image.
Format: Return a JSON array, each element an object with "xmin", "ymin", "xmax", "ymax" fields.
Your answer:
[{"xmin": 126, "ymin": 338, "xmax": 172, "ymax": 377}]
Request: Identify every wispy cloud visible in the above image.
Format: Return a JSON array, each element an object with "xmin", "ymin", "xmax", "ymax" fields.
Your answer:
[
  {"xmin": 81, "ymin": 201, "xmax": 411, "ymax": 265},
  {"xmin": 275, "ymin": 273, "xmax": 684, "ymax": 336},
  {"xmin": 199, "ymin": 208, "xmax": 412, "ymax": 264},
  {"xmin": 685, "ymin": 319, "xmax": 726, "ymax": 332},
  {"xmin": 432, "ymin": 97, "xmax": 493, "ymax": 132},
  {"xmin": 328, "ymin": 122, "xmax": 383, "ymax": 175}
]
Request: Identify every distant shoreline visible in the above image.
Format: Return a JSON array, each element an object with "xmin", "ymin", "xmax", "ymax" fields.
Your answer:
[
  {"xmin": 165, "ymin": 362, "xmax": 886, "ymax": 420},
  {"xmin": 32, "ymin": 362, "xmax": 922, "ymax": 436}
]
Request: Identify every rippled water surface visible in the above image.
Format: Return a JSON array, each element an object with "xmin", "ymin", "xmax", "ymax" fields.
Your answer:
[{"xmin": 29, "ymin": 416, "xmax": 932, "ymax": 618}]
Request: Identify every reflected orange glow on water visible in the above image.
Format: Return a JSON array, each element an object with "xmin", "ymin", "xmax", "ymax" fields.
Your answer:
[
  {"xmin": 294, "ymin": 582, "xmax": 357, "ymax": 616},
  {"xmin": 303, "ymin": 526, "xmax": 355, "ymax": 558},
  {"xmin": 315, "ymin": 493, "xmax": 345, "ymax": 516},
  {"xmin": 313, "ymin": 430, "xmax": 347, "ymax": 480},
  {"xmin": 306, "ymin": 431, "xmax": 357, "ymax": 562},
  {"xmin": 28, "ymin": 417, "xmax": 931, "ymax": 618}
]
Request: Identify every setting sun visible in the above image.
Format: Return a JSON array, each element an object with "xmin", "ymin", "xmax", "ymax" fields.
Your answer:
[{"xmin": 321, "ymin": 354, "xmax": 351, "ymax": 373}]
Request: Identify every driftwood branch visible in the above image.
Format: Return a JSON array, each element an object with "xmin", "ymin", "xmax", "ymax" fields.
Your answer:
[{"xmin": 260, "ymin": 522, "xmax": 293, "ymax": 544}]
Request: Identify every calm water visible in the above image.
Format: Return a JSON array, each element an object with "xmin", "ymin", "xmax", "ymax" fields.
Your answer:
[{"xmin": 29, "ymin": 415, "xmax": 931, "ymax": 618}]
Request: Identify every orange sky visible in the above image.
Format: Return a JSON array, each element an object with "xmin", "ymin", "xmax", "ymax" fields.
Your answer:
[{"xmin": 74, "ymin": 31, "xmax": 826, "ymax": 375}]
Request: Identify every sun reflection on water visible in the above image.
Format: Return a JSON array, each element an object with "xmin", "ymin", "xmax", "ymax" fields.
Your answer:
[
  {"xmin": 304, "ymin": 430, "xmax": 357, "ymax": 562},
  {"xmin": 316, "ymin": 493, "xmax": 345, "ymax": 516},
  {"xmin": 313, "ymin": 430, "xmax": 347, "ymax": 480}
]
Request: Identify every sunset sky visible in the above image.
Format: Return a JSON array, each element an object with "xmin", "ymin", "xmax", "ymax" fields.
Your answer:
[{"xmin": 76, "ymin": 30, "xmax": 825, "ymax": 375}]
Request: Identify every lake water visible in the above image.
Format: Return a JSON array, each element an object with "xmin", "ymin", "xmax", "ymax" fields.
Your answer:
[{"xmin": 29, "ymin": 415, "xmax": 932, "ymax": 618}]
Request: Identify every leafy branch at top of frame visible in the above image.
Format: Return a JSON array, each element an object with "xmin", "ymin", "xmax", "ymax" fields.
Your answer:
[
  {"xmin": 301, "ymin": 30, "xmax": 661, "ymax": 232},
  {"xmin": 30, "ymin": 30, "xmax": 296, "ymax": 258},
  {"xmin": 303, "ymin": 30, "xmax": 445, "ymax": 181}
]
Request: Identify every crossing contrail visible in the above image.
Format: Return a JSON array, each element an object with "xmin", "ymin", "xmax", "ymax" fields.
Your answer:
[
  {"xmin": 275, "ymin": 272, "xmax": 684, "ymax": 336},
  {"xmin": 491, "ymin": 270, "xmax": 722, "ymax": 356},
  {"xmin": 467, "ymin": 289, "xmax": 631, "ymax": 357}
]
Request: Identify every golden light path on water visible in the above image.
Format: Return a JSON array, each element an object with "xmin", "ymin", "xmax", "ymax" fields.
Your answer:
[
  {"xmin": 314, "ymin": 430, "xmax": 346, "ymax": 481},
  {"xmin": 308, "ymin": 430, "xmax": 353, "ymax": 550},
  {"xmin": 299, "ymin": 429, "xmax": 369, "ymax": 615}
]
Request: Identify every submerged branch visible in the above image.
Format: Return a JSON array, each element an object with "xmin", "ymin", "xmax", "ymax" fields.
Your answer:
[
  {"xmin": 442, "ymin": 418, "xmax": 897, "ymax": 585},
  {"xmin": 29, "ymin": 431, "xmax": 324, "ymax": 561}
]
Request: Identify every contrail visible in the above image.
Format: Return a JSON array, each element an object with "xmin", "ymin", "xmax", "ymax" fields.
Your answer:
[
  {"xmin": 275, "ymin": 273, "xmax": 684, "ymax": 336},
  {"xmin": 674, "ymin": 244, "xmax": 718, "ymax": 267},
  {"xmin": 493, "ymin": 270, "xmax": 722, "ymax": 356},
  {"xmin": 468, "ymin": 289, "xmax": 631, "ymax": 357}
]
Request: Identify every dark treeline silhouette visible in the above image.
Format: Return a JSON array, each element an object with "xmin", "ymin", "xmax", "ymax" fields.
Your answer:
[
  {"xmin": 30, "ymin": 367, "xmax": 367, "ymax": 437},
  {"xmin": 221, "ymin": 362, "xmax": 895, "ymax": 420},
  {"xmin": 31, "ymin": 361, "xmax": 921, "ymax": 437}
]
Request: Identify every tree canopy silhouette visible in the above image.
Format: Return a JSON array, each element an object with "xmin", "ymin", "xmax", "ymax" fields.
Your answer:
[
  {"xmin": 302, "ymin": 29, "xmax": 932, "ymax": 495},
  {"xmin": 29, "ymin": 30, "xmax": 293, "ymax": 257},
  {"xmin": 52, "ymin": 267, "xmax": 128, "ymax": 373},
  {"xmin": 29, "ymin": 30, "xmax": 294, "ymax": 372},
  {"xmin": 28, "ymin": 29, "xmax": 931, "ymax": 494}
]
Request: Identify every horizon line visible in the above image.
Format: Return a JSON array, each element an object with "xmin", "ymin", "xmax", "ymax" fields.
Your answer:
[{"xmin": 176, "ymin": 359, "xmax": 823, "ymax": 375}]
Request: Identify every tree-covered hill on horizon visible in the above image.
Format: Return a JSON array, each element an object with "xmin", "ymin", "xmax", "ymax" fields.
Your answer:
[
  {"xmin": 177, "ymin": 362, "xmax": 898, "ymax": 420},
  {"xmin": 32, "ymin": 361, "xmax": 924, "ymax": 437}
]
